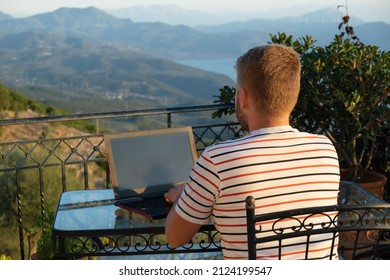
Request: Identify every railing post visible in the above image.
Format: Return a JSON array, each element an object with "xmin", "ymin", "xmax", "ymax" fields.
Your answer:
[
  {"xmin": 246, "ymin": 196, "xmax": 256, "ymax": 260},
  {"xmin": 16, "ymin": 169, "xmax": 25, "ymax": 260},
  {"xmin": 167, "ymin": 113, "xmax": 172, "ymax": 128}
]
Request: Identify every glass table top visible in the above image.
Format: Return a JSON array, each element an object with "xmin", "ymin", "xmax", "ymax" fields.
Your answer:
[{"xmin": 53, "ymin": 189, "xmax": 164, "ymax": 232}]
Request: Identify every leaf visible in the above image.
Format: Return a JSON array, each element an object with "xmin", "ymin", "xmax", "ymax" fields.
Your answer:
[{"xmin": 338, "ymin": 22, "xmax": 344, "ymax": 30}]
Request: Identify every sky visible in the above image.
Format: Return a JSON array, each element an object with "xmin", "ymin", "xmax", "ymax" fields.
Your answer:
[{"xmin": 0, "ymin": 0, "xmax": 389, "ymax": 23}]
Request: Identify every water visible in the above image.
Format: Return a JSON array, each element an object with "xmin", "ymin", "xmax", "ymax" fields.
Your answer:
[{"xmin": 177, "ymin": 58, "xmax": 236, "ymax": 81}]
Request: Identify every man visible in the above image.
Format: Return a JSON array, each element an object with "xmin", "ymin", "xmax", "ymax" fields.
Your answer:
[{"xmin": 164, "ymin": 44, "xmax": 340, "ymax": 259}]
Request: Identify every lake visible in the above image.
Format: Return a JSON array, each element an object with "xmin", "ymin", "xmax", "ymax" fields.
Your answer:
[{"xmin": 176, "ymin": 58, "xmax": 236, "ymax": 81}]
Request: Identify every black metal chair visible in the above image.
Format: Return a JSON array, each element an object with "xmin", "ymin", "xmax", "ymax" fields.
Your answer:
[{"xmin": 245, "ymin": 196, "xmax": 390, "ymax": 260}]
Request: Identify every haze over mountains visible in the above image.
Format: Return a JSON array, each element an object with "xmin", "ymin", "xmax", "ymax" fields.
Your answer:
[
  {"xmin": 106, "ymin": 4, "xmax": 389, "ymax": 49},
  {"xmin": 107, "ymin": 4, "xmax": 320, "ymax": 26},
  {"xmin": 93, "ymin": 3, "xmax": 390, "ymax": 26},
  {"xmin": 0, "ymin": 6, "xmax": 388, "ymax": 115}
]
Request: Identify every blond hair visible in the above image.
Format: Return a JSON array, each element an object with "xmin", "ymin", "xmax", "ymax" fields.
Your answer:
[{"xmin": 236, "ymin": 44, "xmax": 301, "ymax": 117}]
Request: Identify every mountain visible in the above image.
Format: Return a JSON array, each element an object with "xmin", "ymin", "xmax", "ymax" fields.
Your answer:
[
  {"xmin": 1, "ymin": 7, "xmax": 127, "ymax": 35},
  {"xmin": 0, "ymin": 7, "xmax": 131, "ymax": 39},
  {"xmin": 356, "ymin": 22, "xmax": 390, "ymax": 50},
  {"xmin": 0, "ymin": 11, "xmax": 12, "ymax": 22},
  {"xmin": 1, "ymin": 7, "xmax": 388, "ymax": 61},
  {"xmin": 0, "ymin": 6, "xmax": 388, "ymax": 116},
  {"xmin": 105, "ymin": 4, "xmax": 368, "ymax": 26},
  {"xmin": 0, "ymin": 30, "xmax": 232, "ymax": 114},
  {"xmin": 195, "ymin": 8, "xmax": 388, "ymax": 48},
  {"xmin": 107, "ymin": 5, "xmax": 212, "ymax": 26},
  {"xmin": 0, "ymin": 7, "xmax": 235, "ymax": 117},
  {"xmin": 0, "ymin": 7, "xmax": 246, "ymax": 59}
]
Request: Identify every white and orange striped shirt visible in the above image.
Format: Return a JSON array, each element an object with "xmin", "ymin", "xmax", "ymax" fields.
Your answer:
[{"xmin": 175, "ymin": 126, "xmax": 340, "ymax": 259}]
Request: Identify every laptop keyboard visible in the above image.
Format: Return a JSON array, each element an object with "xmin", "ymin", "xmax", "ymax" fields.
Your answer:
[
  {"xmin": 116, "ymin": 195, "xmax": 172, "ymax": 219},
  {"xmin": 134, "ymin": 197, "xmax": 167, "ymax": 210}
]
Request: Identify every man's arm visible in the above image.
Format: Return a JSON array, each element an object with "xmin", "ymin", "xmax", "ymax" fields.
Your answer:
[
  {"xmin": 164, "ymin": 185, "xmax": 201, "ymax": 248},
  {"xmin": 165, "ymin": 206, "xmax": 201, "ymax": 248}
]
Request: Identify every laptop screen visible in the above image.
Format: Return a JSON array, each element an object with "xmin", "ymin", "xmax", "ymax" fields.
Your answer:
[{"xmin": 104, "ymin": 127, "xmax": 197, "ymax": 199}]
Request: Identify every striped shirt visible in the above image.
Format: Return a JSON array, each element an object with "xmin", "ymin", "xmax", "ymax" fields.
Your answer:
[{"xmin": 175, "ymin": 126, "xmax": 340, "ymax": 259}]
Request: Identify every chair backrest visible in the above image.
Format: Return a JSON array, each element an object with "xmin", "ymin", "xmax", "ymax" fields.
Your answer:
[{"xmin": 245, "ymin": 196, "xmax": 390, "ymax": 260}]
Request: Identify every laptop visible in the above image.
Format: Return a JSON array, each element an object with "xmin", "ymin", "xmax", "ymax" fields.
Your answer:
[{"xmin": 104, "ymin": 126, "xmax": 197, "ymax": 219}]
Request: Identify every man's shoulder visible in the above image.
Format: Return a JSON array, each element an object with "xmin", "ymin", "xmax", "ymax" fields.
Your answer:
[
  {"xmin": 205, "ymin": 138, "xmax": 243, "ymax": 153},
  {"xmin": 297, "ymin": 131, "xmax": 333, "ymax": 142},
  {"xmin": 203, "ymin": 129, "xmax": 334, "ymax": 154}
]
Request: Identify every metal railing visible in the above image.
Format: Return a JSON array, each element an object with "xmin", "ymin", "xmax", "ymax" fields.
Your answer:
[{"xmin": 0, "ymin": 104, "xmax": 243, "ymax": 259}]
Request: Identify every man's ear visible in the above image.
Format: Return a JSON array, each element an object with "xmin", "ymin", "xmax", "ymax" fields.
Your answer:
[{"xmin": 238, "ymin": 88, "xmax": 250, "ymax": 109}]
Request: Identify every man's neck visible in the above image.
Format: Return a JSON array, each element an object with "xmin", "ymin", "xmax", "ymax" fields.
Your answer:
[{"xmin": 248, "ymin": 116, "xmax": 290, "ymax": 132}]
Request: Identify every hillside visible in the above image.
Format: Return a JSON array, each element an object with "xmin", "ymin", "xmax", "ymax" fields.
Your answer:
[
  {"xmin": 0, "ymin": 110, "xmax": 91, "ymax": 141},
  {"xmin": 0, "ymin": 81, "xmax": 63, "ymax": 116},
  {"xmin": 0, "ymin": 32, "xmax": 233, "ymax": 114},
  {"xmin": 0, "ymin": 7, "xmax": 236, "ymax": 115},
  {"xmin": 0, "ymin": 82, "xmax": 95, "ymax": 141}
]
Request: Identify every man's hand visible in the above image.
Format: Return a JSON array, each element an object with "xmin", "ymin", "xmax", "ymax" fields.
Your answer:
[{"xmin": 164, "ymin": 184, "xmax": 185, "ymax": 204}]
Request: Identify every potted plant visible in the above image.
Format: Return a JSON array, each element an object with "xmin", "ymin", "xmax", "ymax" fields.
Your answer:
[
  {"xmin": 213, "ymin": 32, "xmax": 389, "ymax": 198},
  {"xmin": 275, "ymin": 32, "xmax": 389, "ymax": 198}
]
